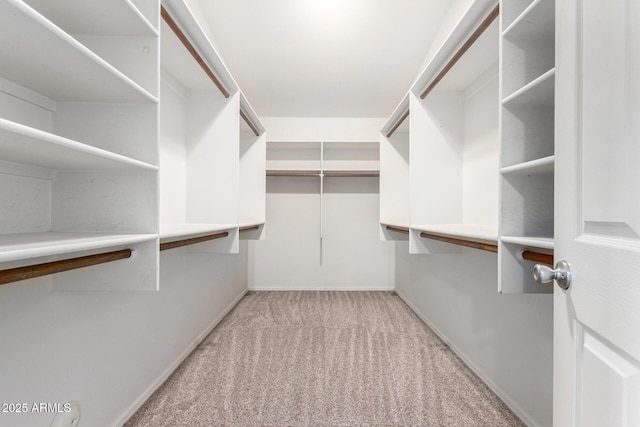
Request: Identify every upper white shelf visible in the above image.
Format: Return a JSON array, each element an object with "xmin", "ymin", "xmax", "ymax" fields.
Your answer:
[
  {"xmin": 412, "ymin": 224, "xmax": 498, "ymax": 245},
  {"xmin": 161, "ymin": 0, "xmax": 239, "ymax": 95},
  {"xmin": 500, "ymin": 155, "xmax": 554, "ymax": 175},
  {"xmin": 502, "ymin": 0, "xmax": 555, "ymax": 39},
  {"xmin": 0, "ymin": 118, "xmax": 158, "ymax": 172},
  {"xmin": 428, "ymin": 20, "xmax": 499, "ymax": 95},
  {"xmin": 382, "ymin": 94, "xmax": 410, "ymax": 137},
  {"xmin": 0, "ymin": 232, "xmax": 156, "ymax": 263},
  {"xmin": 0, "ymin": 0, "xmax": 156, "ymax": 103},
  {"xmin": 159, "ymin": 223, "xmax": 237, "ymax": 243},
  {"xmin": 161, "ymin": 19, "xmax": 214, "ymax": 91},
  {"xmin": 23, "ymin": 0, "xmax": 158, "ymax": 36},
  {"xmin": 381, "ymin": 222, "xmax": 411, "ymax": 232}
]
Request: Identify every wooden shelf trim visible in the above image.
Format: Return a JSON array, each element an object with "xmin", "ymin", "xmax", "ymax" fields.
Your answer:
[
  {"xmin": 386, "ymin": 225, "xmax": 410, "ymax": 235},
  {"xmin": 385, "ymin": 109, "xmax": 409, "ymax": 138},
  {"xmin": 159, "ymin": 231, "xmax": 229, "ymax": 251},
  {"xmin": 521, "ymin": 250, "xmax": 554, "ymax": 266},
  {"xmin": 419, "ymin": 231, "xmax": 498, "ymax": 252},
  {"xmin": 239, "ymin": 225, "xmax": 260, "ymax": 233},
  {"xmin": 0, "ymin": 249, "xmax": 132, "ymax": 286},
  {"xmin": 161, "ymin": 5, "xmax": 230, "ymax": 98},
  {"xmin": 240, "ymin": 109, "xmax": 260, "ymax": 137},
  {"xmin": 420, "ymin": 4, "xmax": 500, "ymax": 100}
]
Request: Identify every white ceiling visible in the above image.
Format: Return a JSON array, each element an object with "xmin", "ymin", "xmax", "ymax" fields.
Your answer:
[{"xmin": 196, "ymin": 0, "xmax": 453, "ymax": 118}]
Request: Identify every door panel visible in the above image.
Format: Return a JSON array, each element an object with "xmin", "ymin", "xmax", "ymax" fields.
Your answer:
[
  {"xmin": 578, "ymin": 327, "xmax": 640, "ymax": 427},
  {"xmin": 582, "ymin": 0, "xmax": 640, "ymax": 239},
  {"xmin": 555, "ymin": 0, "xmax": 640, "ymax": 425}
]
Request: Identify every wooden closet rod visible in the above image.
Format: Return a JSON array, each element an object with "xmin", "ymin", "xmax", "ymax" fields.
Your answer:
[
  {"xmin": 0, "ymin": 249, "xmax": 132, "ymax": 286},
  {"xmin": 240, "ymin": 110, "xmax": 261, "ymax": 137},
  {"xmin": 386, "ymin": 110, "xmax": 409, "ymax": 138},
  {"xmin": 323, "ymin": 171, "xmax": 380, "ymax": 178},
  {"xmin": 521, "ymin": 250, "xmax": 554, "ymax": 266},
  {"xmin": 239, "ymin": 225, "xmax": 260, "ymax": 232},
  {"xmin": 160, "ymin": 231, "xmax": 229, "ymax": 251},
  {"xmin": 420, "ymin": 4, "xmax": 499, "ymax": 100},
  {"xmin": 386, "ymin": 225, "xmax": 410, "ymax": 235},
  {"xmin": 161, "ymin": 6, "xmax": 230, "ymax": 98},
  {"xmin": 419, "ymin": 232, "xmax": 498, "ymax": 253}
]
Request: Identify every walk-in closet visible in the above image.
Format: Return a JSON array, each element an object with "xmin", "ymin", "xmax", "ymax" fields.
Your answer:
[{"xmin": 1, "ymin": 0, "xmax": 638, "ymax": 426}]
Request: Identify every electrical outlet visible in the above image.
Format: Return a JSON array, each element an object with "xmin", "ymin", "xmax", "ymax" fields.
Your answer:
[{"xmin": 51, "ymin": 401, "xmax": 80, "ymax": 427}]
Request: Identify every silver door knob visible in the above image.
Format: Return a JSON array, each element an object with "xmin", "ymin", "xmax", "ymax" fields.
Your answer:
[{"xmin": 533, "ymin": 260, "xmax": 571, "ymax": 290}]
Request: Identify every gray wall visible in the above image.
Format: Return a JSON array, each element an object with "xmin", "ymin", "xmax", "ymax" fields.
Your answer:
[
  {"xmin": 394, "ymin": 243, "xmax": 553, "ymax": 426},
  {"xmin": 0, "ymin": 246, "xmax": 248, "ymax": 427}
]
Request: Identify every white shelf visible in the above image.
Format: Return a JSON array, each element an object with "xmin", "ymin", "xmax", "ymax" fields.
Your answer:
[
  {"xmin": 0, "ymin": 232, "xmax": 156, "ymax": 263},
  {"xmin": 381, "ymin": 221, "xmax": 410, "ymax": 230},
  {"xmin": 500, "ymin": 155, "xmax": 554, "ymax": 175},
  {"xmin": 161, "ymin": 0, "xmax": 238, "ymax": 94},
  {"xmin": 412, "ymin": 224, "xmax": 498, "ymax": 245},
  {"xmin": 381, "ymin": 94, "xmax": 410, "ymax": 137},
  {"xmin": 239, "ymin": 221, "xmax": 265, "ymax": 230},
  {"xmin": 0, "ymin": 118, "xmax": 158, "ymax": 171},
  {"xmin": 0, "ymin": 0, "xmax": 156, "ymax": 103},
  {"xmin": 502, "ymin": 68, "xmax": 555, "ymax": 107},
  {"xmin": 500, "ymin": 235, "xmax": 554, "ymax": 249},
  {"xmin": 502, "ymin": 0, "xmax": 554, "ymax": 39},
  {"xmin": 159, "ymin": 224, "xmax": 237, "ymax": 243},
  {"xmin": 23, "ymin": 0, "xmax": 158, "ymax": 36}
]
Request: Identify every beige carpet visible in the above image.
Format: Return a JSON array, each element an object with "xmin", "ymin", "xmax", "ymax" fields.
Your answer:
[{"xmin": 126, "ymin": 291, "xmax": 525, "ymax": 426}]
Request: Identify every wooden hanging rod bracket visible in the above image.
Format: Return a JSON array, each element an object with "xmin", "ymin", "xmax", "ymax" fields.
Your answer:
[
  {"xmin": 239, "ymin": 225, "xmax": 260, "ymax": 233},
  {"xmin": 240, "ymin": 110, "xmax": 261, "ymax": 137},
  {"xmin": 386, "ymin": 225, "xmax": 410, "ymax": 235},
  {"xmin": 161, "ymin": 5, "xmax": 230, "ymax": 98},
  {"xmin": 419, "ymin": 232, "xmax": 498, "ymax": 253},
  {"xmin": 521, "ymin": 250, "xmax": 554, "ymax": 266},
  {"xmin": 160, "ymin": 231, "xmax": 229, "ymax": 251},
  {"xmin": 385, "ymin": 110, "xmax": 410, "ymax": 138},
  {"xmin": 420, "ymin": 4, "xmax": 499, "ymax": 100},
  {"xmin": 0, "ymin": 249, "xmax": 132, "ymax": 286}
]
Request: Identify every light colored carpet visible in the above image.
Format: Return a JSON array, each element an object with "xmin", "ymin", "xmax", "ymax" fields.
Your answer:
[{"xmin": 126, "ymin": 291, "xmax": 525, "ymax": 426}]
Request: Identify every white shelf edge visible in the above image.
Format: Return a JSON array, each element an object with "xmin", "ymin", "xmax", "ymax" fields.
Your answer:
[
  {"xmin": 267, "ymin": 140, "xmax": 322, "ymax": 144},
  {"xmin": 124, "ymin": 0, "xmax": 159, "ymax": 36},
  {"xmin": 239, "ymin": 91, "xmax": 265, "ymax": 135},
  {"xmin": 161, "ymin": 0, "xmax": 239, "ymax": 94},
  {"xmin": 266, "ymin": 167, "xmax": 322, "ymax": 172},
  {"xmin": 9, "ymin": 0, "xmax": 158, "ymax": 103},
  {"xmin": 500, "ymin": 155, "xmax": 554, "ymax": 174},
  {"xmin": 409, "ymin": 0, "xmax": 498, "ymax": 94},
  {"xmin": 380, "ymin": 221, "xmax": 411, "ymax": 230},
  {"xmin": 0, "ymin": 232, "xmax": 157, "ymax": 263},
  {"xmin": 381, "ymin": 92, "xmax": 410, "ymax": 135},
  {"xmin": 159, "ymin": 223, "xmax": 237, "ymax": 242},
  {"xmin": 502, "ymin": 67, "xmax": 555, "ymax": 105},
  {"xmin": 502, "ymin": 0, "xmax": 544, "ymax": 37},
  {"xmin": 0, "ymin": 118, "xmax": 158, "ymax": 171},
  {"xmin": 412, "ymin": 224, "xmax": 498, "ymax": 244},
  {"xmin": 239, "ymin": 221, "xmax": 265, "ymax": 229},
  {"xmin": 322, "ymin": 167, "xmax": 380, "ymax": 172},
  {"xmin": 500, "ymin": 235, "xmax": 555, "ymax": 249}
]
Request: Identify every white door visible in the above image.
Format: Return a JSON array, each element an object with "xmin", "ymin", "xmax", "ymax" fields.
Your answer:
[{"xmin": 554, "ymin": 0, "xmax": 640, "ymax": 425}]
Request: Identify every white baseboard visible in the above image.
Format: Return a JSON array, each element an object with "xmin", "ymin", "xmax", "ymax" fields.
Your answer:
[
  {"xmin": 113, "ymin": 288, "xmax": 248, "ymax": 427},
  {"xmin": 394, "ymin": 288, "xmax": 540, "ymax": 427},
  {"xmin": 248, "ymin": 287, "xmax": 396, "ymax": 292}
]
